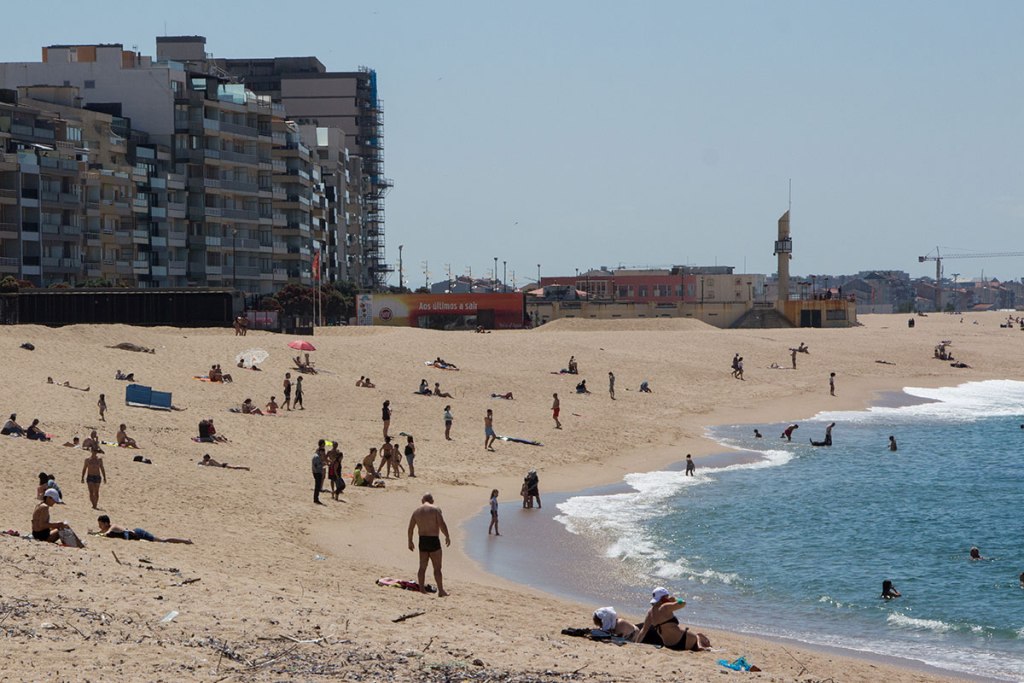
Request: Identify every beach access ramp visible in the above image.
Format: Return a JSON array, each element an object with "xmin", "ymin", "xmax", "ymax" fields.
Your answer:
[{"xmin": 125, "ymin": 384, "xmax": 173, "ymax": 411}]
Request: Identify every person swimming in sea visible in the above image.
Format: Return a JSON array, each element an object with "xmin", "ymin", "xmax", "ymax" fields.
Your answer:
[
  {"xmin": 970, "ymin": 546, "xmax": 983, "ymax": 560},
  {"xmin": 881, "ymin": 579, "xmax": 901, "ymax": 599}
]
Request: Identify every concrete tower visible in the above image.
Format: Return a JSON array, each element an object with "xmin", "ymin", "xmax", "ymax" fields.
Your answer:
[{"xmin": 774, "ymin": 210, "xmax": 792, "ymax": 302}]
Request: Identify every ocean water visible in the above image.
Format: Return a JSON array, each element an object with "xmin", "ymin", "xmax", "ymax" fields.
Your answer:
[{"xmin": 553, "ymin": 380, "xmax": 1024, "ymax": 681}]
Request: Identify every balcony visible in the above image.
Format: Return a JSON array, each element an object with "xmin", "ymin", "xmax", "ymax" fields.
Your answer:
[
  {"xmin": 220, "ymin": 179, "xmax": 259, "ymax": 193},
  {"xmin": 133, "ymin": 229, "xmax": 150, "ymax": 243},
  {"xmin": 273, "ymin": 268, "xmax": 288, "ymax": 281},
  {"xmin": 0, "ymin": 223, "xmax": 18, "ymax": 238},
  {"xmin": 168, "ymin": 260, "xmax": 187, "ymax": 276},
  {"xmin": 0, "ymin": 256, "xmax": 19, "ymax": 272},
  {"xmin": 220, "ymin": 149, "xmax": 259, "ymax": 165},
  {"xmin": 219, "ymin": 121, "xmax": 257, "ymax": 137},
  {"xmin": 221, "ymin": 208, "xmax": 258, "ymax": 221}
]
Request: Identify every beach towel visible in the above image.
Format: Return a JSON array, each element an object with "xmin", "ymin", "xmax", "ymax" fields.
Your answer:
[
  {"xmin": 376, "ymin": 577, "xmax": 436, "ymax": 593},
  {"xmin": 496, "ymin": 435, "xmax": 543, "ymax": 446},
  {"xmin": 192, "ymin": 376, "xmax": 215, "ymax": 382},
  {"xmin": 192, "ymin": 436, "xmax": 215, "ymax": 444},
  {"xmin": 559, "ymin": 628, "xmax": 632, "ymax": 645}
]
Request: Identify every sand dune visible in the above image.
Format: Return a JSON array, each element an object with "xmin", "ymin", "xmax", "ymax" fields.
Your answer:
[{"xmin": 0, "ymin": 312, "xmax": 1009, "ymax": 681}]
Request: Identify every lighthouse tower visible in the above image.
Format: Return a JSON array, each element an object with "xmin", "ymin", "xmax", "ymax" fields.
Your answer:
[{"xmin": 774, "ymin": 210, "xmax": 792, "ymax": 303}]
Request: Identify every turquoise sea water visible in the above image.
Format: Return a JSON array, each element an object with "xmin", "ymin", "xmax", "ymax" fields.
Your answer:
[{"xmin": 552, "ymin": 380, "xmax": 1024, "ymax": 681}]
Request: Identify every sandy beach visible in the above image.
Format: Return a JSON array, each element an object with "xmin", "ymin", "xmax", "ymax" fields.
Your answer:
[{"xmin": 0, "ymin": 312, "xmax": 1015, "ymax": 681}]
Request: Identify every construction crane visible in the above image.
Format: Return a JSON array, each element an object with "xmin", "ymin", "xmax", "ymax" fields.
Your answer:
[{"xmin": 918, "ymin": 248, "xmax": 1024, "ymax": 310}]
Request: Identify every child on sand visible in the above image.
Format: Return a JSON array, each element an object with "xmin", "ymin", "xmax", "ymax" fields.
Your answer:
[
  {"xmin": 97, "ymin": 394, "xmax": 107, "ymax": 422},
  {"xmin": 488, "ymin": 489, "xmax": 500, "ymax": 535},
  {"xmin": 443, "ymin": 405, "xmax": 453, "ymax": 440}
]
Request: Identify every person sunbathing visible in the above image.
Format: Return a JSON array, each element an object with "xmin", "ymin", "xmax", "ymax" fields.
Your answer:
[
  {"xmin": 491, "ymin": 392, "xmax": 514, "ymax": 400},
  {"xmin": 636, "ymin": 587, "xmax": 709, "ymax": 651},
  {"xmin": 417, "ymin": 380, "xmax": 433, "ymax": 395},
  {"xmin": 592, "ymin": 606, "xmax": 640, "ymax": 641},
  {"xmin": 116, "ymin": 424, "xmax": 139, "ymax": 448},
  {"xmin": 92, "ymin": 515, "xmax": 192, "ymax": 544},
  {"xmin": 241, "ymin": 398, "xmax": 263, "ymax": 415},
  {"xmin": 114, "ymin": 370, "xmax": 135, "ymax": 381},
  {"xmin": 198, "ymin": 454, "xmax": 250, "ymax": 470},
  {"xmin": 25, "ymin": 419, "xmax": 50, "ymax": 441},
  {"xmin": 82, "ymin": 430, "xmax": 104, "ymax": 454},
  {"xmin": 36, "ymin": 472, "xmax": 62, "ymax": 501},
  {"xmin": 63, "ymin": 436, "xmax": 81, "ymax": 448},
  {"xmin": 47, "ymin": 377, "xmax": 89, "ymax": 391},
  {"xmin": 433, "ymin": 383, "xmax": 453, "ymax": 398},
  {"xmin": 363, "ymin": 377, "xmax": 376, "ymax": 388},
  {"xmin": 575, "ymin": 380, "xmax": 591, "ymax": 394},
  {"xmin": 265, "ymin": 397, "xmax": 279, "ymax": 414},
  {"xmin": 207, "ymin": 418, "xmax": 228, "ymax": 443},
  {"xmin": 2, "ymin": 413, "xmax": 25, "ymax": 436}
]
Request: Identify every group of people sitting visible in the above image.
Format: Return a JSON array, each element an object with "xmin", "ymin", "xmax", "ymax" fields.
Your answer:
[
  {"xmin": 2, "ymin": 414, "xmax": 50, "ymax": 441},
  {"xmin": 587, "ymin": 587, "xmax": 712, "ymax": 652},
  {"xmin": 416, "ymin": 380, "xmax": 453, "ymax": 398},
  {"xmin": 355, "ymin": 376, "xmax": 376, "ymax": 388},
  {"xmin": 293, "ymin": 353, "xmax": 317, "ymax": 374},
  {"xmin": 196, "ymin": 419, "xmax": 228, "ymax": 443},
  {"xmin": 239, "ymin": 397, "xmax": 284, "ymax": 415},
  {"xmin": 206, "ymin": 364, "xmax": 233, "ymax": 383}
]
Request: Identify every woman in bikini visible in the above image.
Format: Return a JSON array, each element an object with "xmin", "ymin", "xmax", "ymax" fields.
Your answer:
[{"xmin": 636, "ymin": 587, "xmax": 709, "ymax": 651}]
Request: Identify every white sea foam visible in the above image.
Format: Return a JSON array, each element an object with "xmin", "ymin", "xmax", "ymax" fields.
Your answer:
[
  {"xmin": 554, "ymin": 448, "xmax": 792, "ymax": 580},
  {"xmin": 887, "ymin": 612, "xmax": 955, "ymax": 633},
  {"xmin": 815, "ymin": 379, "xmax": 1024, "ymax": 424}
]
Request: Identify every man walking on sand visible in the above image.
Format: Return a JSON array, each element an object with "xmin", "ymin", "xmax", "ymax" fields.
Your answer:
[
  {"xmin": 484, "ymin": 409, "xmax": 496, "ymax": 451},
  {"xmin": 81, "ymin": 448, "xmax": 107, "ymax": 509},
  {"xmin": 829, "ymin": 372, "xmax": 836, "ymax": 396},
  {"xmin": 408, "ymin": 493, "xmax": 450, "ymax": 596},
  {"xmin": 608, "ymin": 372, "xmax": 616, "ymax": 400},
  {"xmin": 552, "ymin": 393, "xmax": 562, "ymax": 429}
]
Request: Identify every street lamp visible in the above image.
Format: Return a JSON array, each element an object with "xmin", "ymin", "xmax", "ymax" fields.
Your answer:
[
  {"xmin": 231, "ymin": 228, "xmax": 237, "ymax": 289},
  {"xmin": 700, "ymin": 276, "xmax": 705, "ymax": 305},
  {"xmin": 537, "ymin": 263, "xmax": 541, "ymax": 285},
  {"xmin": 502, "ymin": 260, "xmax": 506, "ymax": 292},
  {"xmin": 493, "ymin": 256, "xmax": 498, "ymax": 292}
]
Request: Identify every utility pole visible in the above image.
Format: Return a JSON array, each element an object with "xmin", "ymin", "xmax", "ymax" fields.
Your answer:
[
  {"xmin": 502, "ymin": 260, "xmax": 507, "ymax": 292},
  {"xmin": 537, "ymin": 263, "xmax": 541, "ymax": 285},
  {"xmin": 493, "ymin": 256, "xmax": 498, "ymax": 292}
]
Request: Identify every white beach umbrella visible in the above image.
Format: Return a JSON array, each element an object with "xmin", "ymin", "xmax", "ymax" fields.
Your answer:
[{"xmin": 235, "ymin": 348, "xmax": 269, "ymax": 368}]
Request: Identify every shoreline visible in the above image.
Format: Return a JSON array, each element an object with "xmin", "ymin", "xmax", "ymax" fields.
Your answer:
[
  {"xmin": 458, "ymin": 382, "xmax": 1004, "ymax": 682},
  {"xmin": 2, "ymin": 315, "xmax": 1016, "ymax": 681}
]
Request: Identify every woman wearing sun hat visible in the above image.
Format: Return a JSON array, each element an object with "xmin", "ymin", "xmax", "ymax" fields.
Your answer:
[{"xmin": 636, "ymin": 587, "xmax": 709, "ymax": 651}]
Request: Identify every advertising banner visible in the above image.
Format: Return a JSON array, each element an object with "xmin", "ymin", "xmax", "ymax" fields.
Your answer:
[{"xmin": 366, "ymin": 293, "xmax": 525, "ymax": 329}]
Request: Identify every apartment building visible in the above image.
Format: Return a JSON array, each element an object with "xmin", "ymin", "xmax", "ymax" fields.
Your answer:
[
  {"xmin": 0, "ymin": 39, "xmax": 333, "ymax": 294},
  {"xmin": 0, "ymin": 90, "xmax": 85, "ymax": 286},
  {"xmin": 211, "ymin": 50, "xmax": 391, "ymax": 288}
]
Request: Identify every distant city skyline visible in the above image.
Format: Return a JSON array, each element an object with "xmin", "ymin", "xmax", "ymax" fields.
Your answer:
[{"xmin": 2, "ymin": 0, "xmax": 1022, "ymax": 283}]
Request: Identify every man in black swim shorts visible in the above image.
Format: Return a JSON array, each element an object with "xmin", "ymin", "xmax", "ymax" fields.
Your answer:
[{"xmin": 408, "ymin": 493, "xmax": 451, "ymax": 596}]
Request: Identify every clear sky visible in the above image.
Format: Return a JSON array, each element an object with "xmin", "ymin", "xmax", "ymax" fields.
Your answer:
[{"xmin": 3, "ymin": 1, "xmax": 1023, "ymax": 285}]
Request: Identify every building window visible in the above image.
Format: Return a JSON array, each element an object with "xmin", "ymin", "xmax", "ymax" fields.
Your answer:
[
  {"xmin": 826, "ymin": 309, "xmax": 847, "ymax": 321},
  {"xmin": 84, "ymin": 80, "xmax": 95, "ymax": 89},
  {"xmin": 639, "ymin": 286, "xmax": 647, "ymax": 297}
]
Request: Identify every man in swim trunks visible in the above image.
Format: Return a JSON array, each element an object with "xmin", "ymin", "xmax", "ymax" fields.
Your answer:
[
  {"xmin": 282, "ymin": 372, "xmax": 293, "ymax": 411},
  {"xmin": 81, "ymin": 448, "xmax": 107, "ymax": 509},
  {"xmin": 94, "ymin": 515, "xmax": 192, "ymax": 544},
  {"xmin": 484, "ymin": 409, "xmax": 496, "ymax": 451},
  {"xmin": 32, "ymin": 489, "xmax": 68, "ymax": 542},
  {"xmin": 551, "ymin": 393, "xmax": 561, "ymax": 429},
  {"xmin": 408, "ymin": 493, "xmax": 450, "ymax": 597}
]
